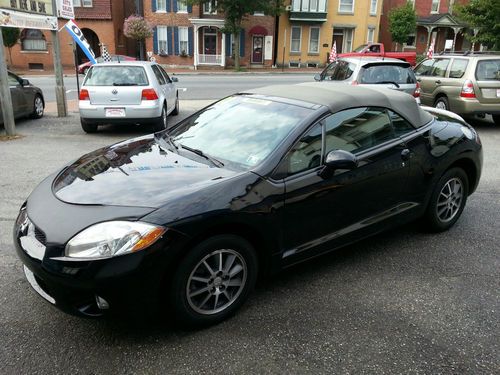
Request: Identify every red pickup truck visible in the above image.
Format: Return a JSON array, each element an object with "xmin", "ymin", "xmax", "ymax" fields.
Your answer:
[{"xmin": 339, "ymin": 43, "xmax": 417, "ymax": 66}]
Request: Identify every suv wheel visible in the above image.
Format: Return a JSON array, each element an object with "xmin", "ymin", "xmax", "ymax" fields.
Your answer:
[{"xmin": 434, "ymin": 97, "xmax": 449, "ymax": 111}]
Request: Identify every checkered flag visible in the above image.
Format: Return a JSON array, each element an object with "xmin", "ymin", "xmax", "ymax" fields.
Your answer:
[
  {"xmin": 329, "ymin": 41, "xmax": 337, "ymax": 63},
  {"xmin": 100, "ymin": 43, "xmax": 112, "ymax": 62}
]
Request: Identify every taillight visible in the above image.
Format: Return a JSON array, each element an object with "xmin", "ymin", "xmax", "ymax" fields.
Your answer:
[
  {"xmin": 79, "ymin": 89, "xmax": 90, "ymax": 100},
  {"xmin": 351, "ymin": 80, "xmax": 358, "ymax": 85},
  {"xmin": 413, "ymin": 81, "xmax": 421, "ymax": 98},
  {"xmin": 460, "ymin": 79, "xmax": 476, "ymax": 98},
  {"xmin": 141, "ymin": 89, "xmax": 159, "ymax": 101}
]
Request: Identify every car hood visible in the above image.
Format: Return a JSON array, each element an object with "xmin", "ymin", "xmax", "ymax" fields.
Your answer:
[{"xmin": 52, "ymin": 134, "xmax": 238, "ymax": 208}]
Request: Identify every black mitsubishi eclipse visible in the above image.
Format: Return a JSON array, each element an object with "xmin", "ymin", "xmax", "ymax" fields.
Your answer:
[{"xmin": 14, "ymin": 84, "xmax": 482, "ymax": 326}]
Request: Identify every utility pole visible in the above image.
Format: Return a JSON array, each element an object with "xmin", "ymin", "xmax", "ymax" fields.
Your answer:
[
  {"xmin": 51, "ymin": 0, "xmax": 67, "ymax": 117},
  {"xmin": 0, "ymin": 28, "xmax": 16, "ymax": 135}
]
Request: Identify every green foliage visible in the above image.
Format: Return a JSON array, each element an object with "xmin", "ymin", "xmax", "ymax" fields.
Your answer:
[
  {"xmin": 388, "ymin": 2, "xmax": 417, "ymax": 49},
  {"xmin": 2, "ymin": 27, "xmax": 20, "ymax": 48},
  {"xmin": 455, "ymin": 0, "xmax": 500, "ymax": 49}
]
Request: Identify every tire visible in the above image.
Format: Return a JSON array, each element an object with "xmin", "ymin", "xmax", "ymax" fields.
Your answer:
[
  {"xmin": 153, "ymin": 104, "xmax": 167, "ymax": 132},
  {"xmin": 80, "ymin": 118, "xmax": 98, "ymax": 133},
  {"xmin": 171, "ymin": 95, "xmax": 179, "ymax": 116},
  {"xmin": 170, "ymin": 235, "xmax": 258, "ymax": 327},
  {"xmin": 424, "ymin": 167, "xmax": 469, "ymax": 232},
  {"xmin": 434, "ymin": 96, "xmax": 449, "ymax": 111},
  {"xmin": 493, "ymin": 114, "xmax": 500, "ymax": 126},
  {"xmin": 30, "ymin": 95, "xmax": 44, "ymax": 119}
]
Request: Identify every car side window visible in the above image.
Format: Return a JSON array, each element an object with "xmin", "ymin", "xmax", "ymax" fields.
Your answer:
[
  {"xmin": 334, "ymin": 61, "xmax": 356, "ymax": 81},
  {"xmin": 430, "ymin": 59, "xmax": 450, "ymax": 77},
  {"xmin": 449, "ymin": 59, "xmax": 468, "ymax": 78},
  {"xmin": 322, "ymin": 62, "xmax": 339, "ymax": 80},
  {"xmin": 8, "ymin": 73, "xmax": 19, "ymax": 86},
  {"xmin": 158, "ymin": 65, "xmax": 172, "ymax": 83},
  {"xmin": 151, "ymin": 65, "xmax": 166, "ymax": 85},
  {"xmin": 388, "ymin": 110, "xmax": 415, "ymax": 136},
  {"xmin": 414, "ymin": 59, "xmax": 434, "ymax": 76},
  {"xmin": 286, "ymin": 123, "xmax": 323, "ymax": 175},
  {"xmin": 324, "ymin": 107, "xmax": 396, "ymax": 155}
]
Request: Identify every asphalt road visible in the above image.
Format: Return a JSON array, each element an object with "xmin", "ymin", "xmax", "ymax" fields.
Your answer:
[
  {"xmin": 0, "ymin": 107, "xmax": 499, "ymax": 373},
  {"xmin": 26, "ymin": 73, "xmax": 315, "ymax": 102}
]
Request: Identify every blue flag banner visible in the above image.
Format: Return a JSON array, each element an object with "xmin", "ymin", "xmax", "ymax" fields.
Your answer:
[{"xmin": 64, "ymin": 20, "xmax": 96, "ymax": 64}]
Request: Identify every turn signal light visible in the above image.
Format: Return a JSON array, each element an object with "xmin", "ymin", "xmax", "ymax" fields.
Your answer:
[
  {"xmin": 79, "ymin": 89, "xmax": 90, "ymax": 100},
  {"xmin": 414, "ymin": 82, "xmax": 421, "ymax": 98},
  {"xmin": 460, "ymin": 80, "xmax": 476, "ymax": 98},
  {"xmin": 141, "ymin": 88, "xmax": 159, "ymax": 101}
]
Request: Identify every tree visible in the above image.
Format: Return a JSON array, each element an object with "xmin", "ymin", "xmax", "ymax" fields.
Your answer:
[
  {"xmin": 187, "ymin": 0, "xmax": 285, "ymax": 70},
  {"xmin": 1, "ymin": 27, "xmax": 20, "ymax": 67},
  {"xmin": 455, "ymin": 0, "xmax": 500, "ymax": 50},
  {"xmin": 388, "ymin": 2, "xmax": 417, "ymax": 51},
  {"xmin": 124, "ymin": 15, "xmax": 154, "ymax": 61}
]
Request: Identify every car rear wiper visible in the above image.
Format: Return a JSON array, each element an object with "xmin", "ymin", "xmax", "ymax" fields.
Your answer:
[
  {"xmin": 112, "ymin": 83, "xmax": 138, "ymax": 86},
  {"xmin": 375, "ymin": 81, "xmax": 401, "ymax": 88},
  {"xmin": 179, "ymin": 144, "xmax": 225, "ymax": 167}
]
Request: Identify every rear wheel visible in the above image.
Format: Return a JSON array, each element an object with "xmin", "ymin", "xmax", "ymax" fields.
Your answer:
[
  {"xmin": 172, "ymin": 95, "xmax": 179, "ymax": 116},
  {"xmin": 81, "ymin": 118, "xmax": 98, "ymax": 133},
  {"xmin": 493, "ymin": 114, "xmax": 500, "ymax": 126},
  {"xmin": 434, "ymin": 97, "xmax": 449, "ymax": 111},
  {"xmin": 424, "ymin": 167, "xmax": 468, "ymax": 232},
  {"xmin": 30, "ymin": 95, "xmax": 44, "ymax": 119},
  {"xmin": 153, "ymin": 104, "xmax": 167, "ymax": 132}
]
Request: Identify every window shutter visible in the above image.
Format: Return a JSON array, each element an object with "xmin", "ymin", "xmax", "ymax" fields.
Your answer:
[
  {"xmin": 174, "ymin": 27, "xmax": 179, "ymax": 55},
  {"xmin": 188, "ymin": 27, "xmax": 194, "ymax": 56},
  {"xmin": 153, "ymin": 27, "xmax": 158, "ymax": 54},
  {"xmin": 187, "ymin": 3, "xmax": 192, "ymax": 12},
  {"xmin": 239, "ymin": 29, "xmax": 245, "ymax": 57},
  {"xmin": 173, "ymin": 0, "xmax": 177, "ymax": 12},
  {"xmin": 167, "ymin": 26, "xmax": 173, "ymax": 55},
  {"xmin": 151, "ymin": 0, "xmax": 156, "ymax": 12},
  {"xmin": 225, "ymin": 33, "xmax": 231, "ymax": 56},
  {"xmin": 167, "ymin": 0, "xmax": 172, "ymax": 12}
]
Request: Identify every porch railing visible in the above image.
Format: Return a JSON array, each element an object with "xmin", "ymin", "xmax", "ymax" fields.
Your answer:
[{"xmin": 198, "ymin": 54, "xmax": 223, "ymax": 65}]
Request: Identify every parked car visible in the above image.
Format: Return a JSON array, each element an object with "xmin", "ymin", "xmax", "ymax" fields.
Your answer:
[
  {"xmin": 314, "ymin": 57, "xmax": 421, "ymax": 103},
  {"xmin": 414, "ymin": 52, "xmax": 500, "ymax": 125},
  {"xmin": 15, "ymin": 84, "xmax": 482, "ymax": 326},
  {"xmin": 0, "ymin": 71, "xmax": 44, "ymax": 124},
  {"xmin": 338, "ymin": 43, "xmax": 417, "ymax": 66},
  {"xmin": 78, "ymin": 55, "xmax": 136, "ymax": 75},
  {"xmin": 78, "ymin": 61, "xmax": 179, "ymax": 133}
]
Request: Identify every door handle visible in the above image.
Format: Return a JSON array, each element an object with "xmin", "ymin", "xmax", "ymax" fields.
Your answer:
[
  {"xmin": 435, "ymin": 80, "xmax": 441, "ymax": 84},
  {"xmin": 401, "ymin": 149, "xmax": 411, "ymax": 161}
]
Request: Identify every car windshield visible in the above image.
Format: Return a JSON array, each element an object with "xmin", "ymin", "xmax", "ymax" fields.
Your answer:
[
  {"xmin": 475, "ymin": 60, "xmax": 500, "ymax": 81},
  {"xmin": 359, "ymin": 65, "xmax": 415, "ymax": 84},
  {"xmin": 167, "ymin": 95, "xmax": 313, "ymax": 170},
  {"xmin": 353, "ymin": 44, "xmax": 368, "ymax": 52},
  {"xmin": 83, "ymin": 66, "xmax": 149, "ymax": 86}
]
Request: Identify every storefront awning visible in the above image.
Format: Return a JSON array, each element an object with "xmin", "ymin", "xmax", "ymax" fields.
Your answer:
[{"xmin": 249, "ymin": 26, "xmax": 268, "ymax": 35}]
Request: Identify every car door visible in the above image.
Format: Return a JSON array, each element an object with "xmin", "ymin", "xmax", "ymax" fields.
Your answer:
[
  {"xmin": 8, "ymin": 73, "xmax": 28, "ymax": 118},
  {"xmin": 280, "ymin": 107, "xmax": 412, "ymax": 264},
  {"xmin": 150, "ymin": 64, "xmax": 168, "ymax": 108},
  {"xmin": 427, "ymin": 58, "xmax": 451, "ymax": 104},
  {"xmin": 414, "ymin": 59, "xmax": 436, "ymax": 105},
  {"xmin": 158, "ymin": 65, "xmax": 177, "ymax": 113}
]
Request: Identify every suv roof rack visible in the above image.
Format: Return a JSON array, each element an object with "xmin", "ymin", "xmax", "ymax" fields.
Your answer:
[{"xmin": 437, "ymin": 50, "xmax": 500, "ymax": 56}]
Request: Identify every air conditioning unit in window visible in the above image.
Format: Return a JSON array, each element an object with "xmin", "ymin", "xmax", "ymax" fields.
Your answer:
[{"xmin": 285, "ymin": 5, "xmax": 292, "ymax": 11}]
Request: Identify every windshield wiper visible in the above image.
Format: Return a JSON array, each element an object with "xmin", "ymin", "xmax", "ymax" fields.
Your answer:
[
  {"xmin": 112, "ymin": 83, "xmax": 138, "ymax": 86},
  {"xmin": 179, "ymin": 144, "xmax": 224, "ymax": 167},
  {"xmin": 155, "ymin": 133, "xmax": 178, "ymax": 153}
]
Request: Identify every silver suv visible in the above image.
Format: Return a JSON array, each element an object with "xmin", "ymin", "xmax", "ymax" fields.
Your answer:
[
  {"xmin": 414, "ymin": 52, "xmax": 500, "ymax": 125},
  {"xmin": 79, "ymin": 61, "xmax": 179, "ymax": 133}
]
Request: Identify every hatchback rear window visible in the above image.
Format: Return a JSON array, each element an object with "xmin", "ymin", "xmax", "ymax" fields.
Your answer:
[
  {"xmin": 475, "ymin": 60, "xmax": 500, "ymax": 81},
  {"xmin": 358, "ymin": 65, "xmax": 415, "ymax": 84},
  {"xmin": 84, "ymin": 66, "xmax": 149, "ymax": 86}
]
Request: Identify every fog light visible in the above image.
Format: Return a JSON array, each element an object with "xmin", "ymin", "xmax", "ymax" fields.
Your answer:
[{"xmin": 95, "ymin": 295, "xmax": 110, "ymax": 310}]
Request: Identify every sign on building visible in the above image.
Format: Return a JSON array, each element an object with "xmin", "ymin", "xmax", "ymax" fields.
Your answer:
[
  {"xmin": 56, "ymin": 0, "xmax": 74, "ymax": 19},
  {"xmin": 0, "ymin": 8, "xmax": 57, "ymax": 29},
  {"xmin": 0, "ymin": 0, "xmax": 53, "ymax": 16}
]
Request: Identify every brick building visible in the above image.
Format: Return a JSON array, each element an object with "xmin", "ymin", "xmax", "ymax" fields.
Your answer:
[
  {"xmin": 6, "ymin": 0, "xmax": 137, "ymax": 71},
  {"xmin": 379, "ymin": 0, "xmax": 476, "ymax": 55},
  {"xmin": 144, "ymin": 0, "xmax": 276, "ymax": 69}
]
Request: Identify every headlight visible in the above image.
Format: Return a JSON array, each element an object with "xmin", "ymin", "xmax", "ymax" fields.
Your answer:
[{"xmin": 65, "ymin": 221, "xmax": 166, "ymax": 259}]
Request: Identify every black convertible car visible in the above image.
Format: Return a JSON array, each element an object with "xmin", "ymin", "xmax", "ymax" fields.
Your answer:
[{"xmin": 14, "ymin": 84, "xmax": 482, "ymax": 326}]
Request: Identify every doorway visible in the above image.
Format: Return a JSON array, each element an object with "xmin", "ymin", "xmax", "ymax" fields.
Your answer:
[
  {"xmin": 203, "ymin": 27, "xmax": 217, "ymax": 55},
  {"xmin": 252, "ymin": 36, "xmax": 263, "ymax": 64},
  {"xmin": 77, "ymin": 28, "xmax": 99, "ymax": 64}
]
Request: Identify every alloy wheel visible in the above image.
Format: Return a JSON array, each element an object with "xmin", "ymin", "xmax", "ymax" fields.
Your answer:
[
  {"xmin": 436, "ymin": 177, "xmax": 463, "ymax": 223},
  {"xmin": 35, "ymin": 97, "xmax": 44, "ymax": 116},
  {"xmin": 435, "ymin": 100, "xmax": 447, "ymax": 110}
]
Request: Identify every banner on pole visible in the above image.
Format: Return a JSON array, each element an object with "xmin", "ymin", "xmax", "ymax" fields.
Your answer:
[
  {"xmin": 0, "ymin": 8, "xmax": 57, "ymax": 30},
  {"xmin": 64, "ymin": 20, "xmax": 96, "ymax": 64}
]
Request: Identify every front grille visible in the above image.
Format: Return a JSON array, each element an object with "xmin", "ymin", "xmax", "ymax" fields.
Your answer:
[{"xmin": 34, "ymin": 227, "xmax": 47, "ymax": 245}]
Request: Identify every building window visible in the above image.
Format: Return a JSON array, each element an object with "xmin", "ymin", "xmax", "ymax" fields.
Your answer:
[
  {"xmin": 203, "ymin": 0, "xmax": 217, "ymax": 14},
  {"xmin": 308, "ymin": 27, "xmax": 320, "ymax": 53},
  {"xmin": 73, "ymin": 0, "xmax": 81, "ymax": 7},
  {"xmin": 156, "ymin": 0, "xmax": 166, "ymax": 12},
  {"xmin": 82, "ymin": 0, "xmax": 92, "ymax": 6},
  {"xmin": 370, "ymin": 0, "xmax": 377, "ymax": 15},
  {"xmin": 177, "ymin": 0, "xmax": 187, "ymax": 12},
  {"xmin": 431, "ymin": 0, "xmax": 440, "ymax": 13},
  {"xmin": 21, "ymin": 28, "xmax": 47, "ymax": 51},
  {"xmin": 338, "ymin": 0, "xmax": 354, "ymax": 13},
  {"xmin": 367, "ymin": 28, "xmax": 375, "ymax": 43},
  {"xmin": 179, "ymin": 26, "xmax": 189, "ymax": 55},
  {"xmin": 344, "ymin": 28, "xmax": 354, "ymax": 52},
  {"xmin": 157, "ymin": 26, "xmax": 168, "ymax": 55},
  {"xmin": 404, "ymin": 34, "xmax": 416, "ymax": 47},
  {"xmin": 290, "ymin": 26, "xmax": 301, "ymax": 53},
  {"xmin": 292, "ymin": 0, "xmax": 327, "ymax": 12},
  {"xmin": 409, "ymin": 0, "xmax": 415, "ymax": 8},
  {"xmin": 253, "ymin": 11, "xmax": 264, "ymax": 16}
]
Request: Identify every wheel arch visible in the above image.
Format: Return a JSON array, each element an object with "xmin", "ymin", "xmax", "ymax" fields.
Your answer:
[{"xmin": 447, "ymin": 157, "xmax": 479, "ymax": 195}]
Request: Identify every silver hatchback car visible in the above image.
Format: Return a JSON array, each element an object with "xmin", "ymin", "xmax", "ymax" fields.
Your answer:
[{"xmin": 79, "ymin": 61, "xmax": 179, "ymax": 133}]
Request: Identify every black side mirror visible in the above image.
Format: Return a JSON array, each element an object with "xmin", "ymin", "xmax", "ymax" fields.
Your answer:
[
  {"xmin": 171, "ymin": 76, "xmax": 179, "ymax": 83},
  {"xmin": 21, "ymin": 79, "xmax": 30, "ymax": 86},
  {"xmin": 319, "ymin": 150, "xmax": 358, "ymax": 179},
  {"xmin": 313, "ymin": 73, "xmax": 321, "ymax": 81}
]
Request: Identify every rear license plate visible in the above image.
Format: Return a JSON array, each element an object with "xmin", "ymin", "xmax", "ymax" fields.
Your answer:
[{"xmin": 105, "ymin": 108, "xmax": 125, "ymax": 117}]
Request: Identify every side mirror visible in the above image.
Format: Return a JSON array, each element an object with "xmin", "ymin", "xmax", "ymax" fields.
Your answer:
[
  {"xmin": 313, "ymin": 73, "xmax": 321, "ymax": 81},
  {"xmin": 319, "ymin": 150, "xmax": 358, "ymax": 178},
  {"xmin": 21, "ymin": 79, "xmax": 30, "ymax": 86},
  {"xmin": 171, "ymin": 76, "xmax": 179, "ymax": 83}
]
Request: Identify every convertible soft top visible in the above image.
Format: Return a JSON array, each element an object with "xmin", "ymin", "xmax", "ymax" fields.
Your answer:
[{"xmin": 246, "ymin": 83, "xmax": 434, "ymax": 128}]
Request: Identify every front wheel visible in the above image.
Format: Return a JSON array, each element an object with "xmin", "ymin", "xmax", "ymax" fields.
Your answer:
[
  {"xmin": 30, "ymin": 95, "xmax": 44, "ymax": 119},
  {"xmin": 424, "ymin": 167, "xmax": 469, "ymax": 232},
  {"xmin": 171, "ymin": 96, "xmax": 179, "ymax": 116},
  {"xmin": 170, "ymin": 235, "xmax": 258, "ymax": 327}
]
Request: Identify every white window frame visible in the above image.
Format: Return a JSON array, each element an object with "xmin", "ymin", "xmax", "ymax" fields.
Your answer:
[
  {"xmin": 431, "ymin": 0, "xmax": 440, "ymax": 13},
  {"xmin": 308, "ymin": 27, "xmax": 320, "ymax": 53},
  {"xmin": 156, "ymin": 0, "xmax": 166, "ymax": 12},
  {"xmin": 157, "ymin": 26, "xmax": 169, "ymax": 55},
  {"xmin": 292, "ymin": 0, "xmax": 300, "ymax": 11},
  {"xmin": 409, "ymin": 0, "xmax": 415, "ymax": 8},
  {"xmin": 177, "ymin": 0, "xmax": 188, "ymax": 13},
  {"xmin": 290, "ymin": 26, "xmax": 302, "ymax": 53},
  {"xmin": 73, "ymin": 0, "xmax": 81, "ymax": 7},
  {"xmin": 178, "ymin": 26, "xmax": 189, "ymax": 55},
  {"xmin": 367, "ymin": 28, "xmax": 375, "ymax": 43},
  {"xmin": 344, "ymin": 28, "xmax": 354, "ymax": 52},
  {"xmin": 253, "ymin": 11, "xmax": 264, "ymax": 16},
  {"xmin": 82, "ymin": 0, "xmax": 92, "ymax": 7},
  {"xmin": 370, "ymin": 0, "xmax": 377, "ymax": 15},
  {"xmin": 338, "ymin": 0, "xmax": 354, "ymax": 13},
  {"xmin": 203, "ymin": 0, "xmax": 217, "ymax": 14}
]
